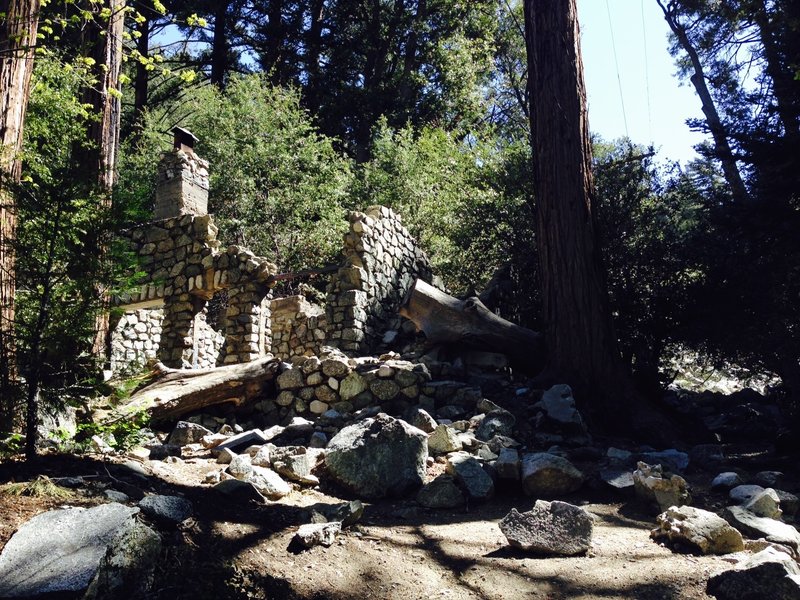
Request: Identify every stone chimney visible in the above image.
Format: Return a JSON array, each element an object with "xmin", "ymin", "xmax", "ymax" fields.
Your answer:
[{"xmin": 153, "ymin": 127, "xmax": 210, "ymax": 219}]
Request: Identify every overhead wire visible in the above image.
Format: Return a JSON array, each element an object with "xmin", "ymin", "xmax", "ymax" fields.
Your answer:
[{"xmin": 605, "ymin": 0, "xmax": 630, "ymax": 140}]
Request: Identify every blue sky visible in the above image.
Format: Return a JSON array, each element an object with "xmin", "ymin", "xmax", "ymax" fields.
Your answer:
[{"xmin": 577, "ymin": 0, "xmax": 706, "ymax": 164}]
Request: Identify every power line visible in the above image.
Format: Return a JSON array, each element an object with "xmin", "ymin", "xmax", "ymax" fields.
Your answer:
[
  {"xmin": 605, "ymin": 0, "xmax": 629, "ymax": 139},
  {"xmin": 641, "ymin": 0, "xmax": 653, "ymax": 143}
]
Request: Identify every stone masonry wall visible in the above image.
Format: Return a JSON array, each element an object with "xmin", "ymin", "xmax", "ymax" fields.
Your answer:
[
  {"xmin": 153, "ymin": 150, "xmax": 209, "ymax": 220},
  {"xmin": 269, "ymin": 295, "xmax": 327, "ymax": 360},
  {"xmin": 325, "ymin": 206, "xmax": 433, "ymax": 355},
  {"xmin": 110, "ymin": 308, "xmax": 164, "ymax": 374}
]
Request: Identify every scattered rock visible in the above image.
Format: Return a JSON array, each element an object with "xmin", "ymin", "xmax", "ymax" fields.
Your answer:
[
  {"xmin": 494, "ymin": 448, "xmax": 521, "ymax": 481},
  {"xmin": 324, "ymin": 414, "xmax": 427, "ymax": 498},
  {"xmin": 534, "ymin": 385, "xmax": 587, "ymax": 434},
  {"xmin": 216, "ymin": 447, "xmax": 237, "ymax": 465},
  {"xmin": 475, "ymin": 409, "xmax": 516, "ymax": 441},
  {"xmin": 428, "ymin": 425, "xmax": 463, "ymax": 455},
  {"xmin": 651, "ymin": 505, "xmax": 744, "ymax": 554},
  {"xmin": 139, "ymin": 495, "xmax": 193, "ymax": 526},
  {"xmin": 213, "ymin": 479, "xmax": 266, "ymax": 503},
  {"xmin": 146, "ymin": 444, "xmax": 182, "ymax": 461},
  {"xmin": 712, "ymin": 472, "xmax": 743, "ymax": 490},
  {"xmin": 633, "ymin": 462, "xmax": 691, "ymax": 512},
  {"xmin": 308, "ymin": 500, "xmax": 364, "ymax": 527},
  {"xmin": 745, "ymin": 488, "xmax": 783, "ymax": 519},
  {"xmin": 730, "ymin": 485, "xmax": 765, "ymax": 505},
  {"xmin": 724, "ymin": 506, "xmax": 800, "ymax": 551},
  {"xmin": 754, "ymin": 471, "xmax": 784, "ymax": 488},
  {"xmin": 776, "ymin": 490, "xmax": 800, "ymax": 519},
  {"xmin": 271, "ymin": 446, "xmax": 322, "ymax": 485},
  {"xmin": 214, "ymin": 429, "xmax": 268, "ymax": 455},
  {"xmin": 600, "ymin": 469, "xmax": 635, "ymax": 490},
  {"xmin": 408, "ymin": 408, "xmax": 438, "ymax": 434},
  {"xmin": 639, "ymin": 449, "xmax": 689, "ymax": 473},
  {"xmin": 521, "ymin": 453, "xmax": 584, "ymax": 497},
  {"xmin": 167, "ymin": 421, "xmax": 212, "ymax": 446},
  {"xmin": 227, "ymin": 453, "xmax": 254, "ymax": 480},
  {"xmin": 499, "ymin": 500, "xmax": 592, "ymax": 556},
  {"xmin": 0, "ymin": 503, "xmax": 140, "ymax": 598},
  {"xmin": 445, "ymin": 452, "xmax": 494, "ymax": 502},
  {"xmin": 707, "ymin": 547, "xmax": 800, "ymax": 600},
  {"xmin": 293, "ymin": 522, "xmax": 341, "ymax": 549},
  {"xmin": 416, "ymin": 475, "xmax": 465, "ymax": 509},
  {"xmin": 248, "ymin": 466, "xmax": 292, "ymax": 499}
]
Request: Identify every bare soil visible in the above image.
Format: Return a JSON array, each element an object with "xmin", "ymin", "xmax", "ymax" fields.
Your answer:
[{"xmin": 1, "ymin": 449, "xmax": 778, "ymax": 600}]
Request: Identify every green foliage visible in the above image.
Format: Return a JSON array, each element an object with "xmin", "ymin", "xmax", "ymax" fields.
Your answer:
[
  {"xmin": 119, "ymin": 74, "xmax": 355, "ymax": 273},
  {"xmin": 0, "ymin": 476, "xmax": 75, "ymax": 499},
  {"xmin": 74, "ymin": 408, "xmax": 150, "ymax": 452}
]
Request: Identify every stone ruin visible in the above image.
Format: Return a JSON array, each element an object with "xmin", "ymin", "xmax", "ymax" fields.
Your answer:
[{"xmin": 111, "ymin": 141, "xmax": 435, "ymax": 377}]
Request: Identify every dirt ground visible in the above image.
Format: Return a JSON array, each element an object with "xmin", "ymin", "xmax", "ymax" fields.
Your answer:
[{"xmin": 1, "ymin": 448, "xmax": 773, "ymax": 600}]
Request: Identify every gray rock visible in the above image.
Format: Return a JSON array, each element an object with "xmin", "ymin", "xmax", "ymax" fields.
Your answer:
[
  {"xmin": 309, "ymin": 431, "xmax": 328, "ymax": 448},
  {"xmin": 408, "ymin": 408, "xmax": 438, "ymax": 433},
  {"xmin": 499, "ymin": 500, "xmax": 592, "ymax": 556},
  {"xmin": 248, "ymin": 466, "xmax": 292, "ymax": 499},
  {"xmin": 633, "ymin": 462, "xmax": 691, "ymax": 512},
  {"xmin": 216, "ymin": 447, "xmax": 237, "ymax": 465},
  {"xmin": 277, "ymin": 367, "xmax": 304, "ymax": 390},
  {"xmin": 416, "ymin": 475, "xmax": 465, "ymax": 509},
  {"xmin": 521, "ymin": 453, "xmax": 584, "ymax": 497},
  {"xmin": 167, "ymin": 421, "xmax": 212, "ymax": 446},
  {"xmin": 0, "ymin": 503, "xmax": 139, "ymax": 597},
  {"xmin": 146, "ymin": 444, "xmax": 182, "ymax": 461},
  {"xmin": 428, "ymin": 425, "xmax": 463, "ymax": 455},
  {"xmin": 495, "ymin": 448, "xmax": 521, "ymax": 480},
  {"xmin": 84, "ymin": 520, "xmax": 161, "ymax": 600},
  {"xmin": 445, "ymin": 452, "xmax": 494, "ymax": 502},
  {"xmin": 213, "ymin": 479, "xmax": 266, "ymax": 503},
  {"xmin": 707, "ymin": 547, "xmax": 800, "ymax": 600},
  {"xmin": 271, "ymin": 446, "xmax": 321, "ymax": 485},
  {"xmin": 745, "ymin": 488, "xmax": 783, "ymax": 519},
  {"xmin": 105, "ymin": 490, "xmax": 130, "ymax": 503},
  {"xmin": 724, "ymin": 505, "xmax": 800, "ymax": 551},
  {"xmin": 339, "ymin": 372, "xmax": 368, "ymax": 401},
  {"xmin": 293, "ymin": 522, "xmax": 341, "ymax": 549},
  {"xmin": 534, "ymin": 385, "xmax": 587, "ymax": 433},
  {"xmin": 730, "ymin": 484, "xmax": 765, "ymax": 504},
  {"xmin": 324, "ymin": 414, "xmax": 427, "ymax": 498},
  {"xmin": 754, "ymin": 471, "xmax": 784, "ymax": 488},
  {"xmin": 308, "ymin": 500, "xmax": 364, "ymax": 527},
  {"xmin": 689, "ymin": 444, "xmax": 726, "ymax": 470},
  {"xmin": 227, "ymin": 453, "xmax": 253, "ymax": 480},
  {"xmin": 139, "ymin": 495, "xmax": 193, "ymax": 526},
  {"xmin": 600, "ymin": 469, "xmax": 635, "ymax": 490},
  {"xmin": 777, "ymin": 490, "xmax": 800, "ymax": 519},
  {"xmin": 639, "ymin": 449, "xmax": 690, "ymax": 473},
  {"xmin": 712, "ymin": 472, "xmax": 743, "ymax": 490},
  {"xmin": 251, "ymin": 444, "xmax": 273, "ymax": 467},
  {"xmin": 651, "ymin": 505, "xmax": 744, "ymax": 554},
  {"xmin": 475, "ymin": 409, "xmax": 516, "ymax": 441}
]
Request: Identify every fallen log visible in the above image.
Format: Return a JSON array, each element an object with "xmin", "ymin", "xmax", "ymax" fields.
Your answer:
[
  {"xmin": 399, "ymin": 279, "xmax": 545, "ymax": 371},
  {"xmin": 123, "ymin": 356, "xmax": 280, "ymax": 423}
]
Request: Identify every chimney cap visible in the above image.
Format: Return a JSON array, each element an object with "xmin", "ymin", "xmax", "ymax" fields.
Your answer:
[{"xmin": 171, "ymin": 126, "xmax": 199, "ymax": 152}]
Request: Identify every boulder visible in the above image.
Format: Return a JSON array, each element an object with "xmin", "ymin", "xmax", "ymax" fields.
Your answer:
[
  {"xmin": 0, "ymin": 503, "xmax": 140, "ymax": 598},
  {"xmin": 307, "ymin": 500, "xmax": 364, "ymax": 527},
  {"xmin": 499, "ymin": 500, "xmax": 592, "ymax": 556},
  {"xmin": 639, "ymin": 449, "xmax": 689, "ymax": 473},
  {"xmin": 633, "ymin": 462, "xmax": 691, "ymax": 512},
  {"xmin": 138, "ymin": 494, "xmax": 193, "ymax": 526},
  {"xmin": 324, "ymin": 414, "xmax": 427, "ymax": 498},
  {"xmin": 777, "ymin": 490, "xmax": 800, "ymax": 519},
  {"xmin": 521, "ymin": 453, "xmax": 584, "ymax": 497},
  {"xmin": 83, "ymin": 520, "xmax": 161, "ymax": 600},
  {"xmin": 416, "ymin": 475, "xmax": 466, "ymax": 509},
  {"xmin": 445, "ymin": 452, "xmax": 494, "ymax": 502},
  {"xmin": 724, "ymin": 506, "xmax": 800, "ymax": 551},
  {"xmin": 754, "ymin": 471, "xmax": 784, "ymax": 488},
  {"xmin": 271, "ymin": 446, "xmax": 322, "ymax": 485},
  {"xmin": 600, "ymin": 469, "xmax": 635, "ymax": 490},
  {"xmin": 408, "ymin": 408, "xmax": 438, "ymax": 433},
  {"xmin": 707, "ymin": 547, "xmax": 800, "ymax": 600},
  {"xmin": 167, "ymin": 421, "xmax": 212, "ymax": 446},
  {"xmin": 428, "ymin": 425, "xmax": 463, "ymax": 455},
  {"xmin": 651, "ymin": 505, "xmax": 744, "ymax": 554}
]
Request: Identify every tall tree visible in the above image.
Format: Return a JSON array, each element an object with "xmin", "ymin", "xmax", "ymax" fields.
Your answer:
[
  {"xmin": 523, "ymin": 0, "xmax": 629, "ymax": 420},
  {"xmin": 0, "ymin": 0, "xmax": 40, "ymax": 424}
]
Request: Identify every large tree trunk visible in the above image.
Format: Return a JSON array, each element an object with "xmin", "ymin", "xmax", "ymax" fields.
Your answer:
[
  {"xmin": 523, "ymin": 0, "xmax": 630, "ymax": 417},
  {"xmin": 399, "ymin": 279, "xmax": 545, "ymax": 371},
  {"xmin": 656, "ymin": 0, "xmax": 750, "ymax": 204},
  {"xmin": 210, "ymin": 1, "xmax": 229, "ymax": 88},
  {"xmin": 0, "ymin": 0, "xmax": 40, "ymax": 424},
  {"xmin": 80, "ymin": 0, "xmax": 125, "ymax": 359},
  {"xmin": 123, "ymin": 358, "xmax": 280, "ymax": 423}
]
